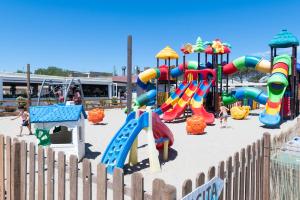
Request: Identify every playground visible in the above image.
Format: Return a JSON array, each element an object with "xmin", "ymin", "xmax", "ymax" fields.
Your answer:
[
  {"xmin": 0, "ymin": 29, "xmax": 299, "ymax": 199},
  {"xmin": 0, "ymin": 107, "xmax": 297, "ymax": 192}
]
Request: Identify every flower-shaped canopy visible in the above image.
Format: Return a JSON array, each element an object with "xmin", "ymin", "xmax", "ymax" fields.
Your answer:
[
  {"xmin": 269, "ymin": 29, "xmax": 299, "ymax": 48},
  {"xmin": 156, "ymin": 46, "xmax": 179, "ymax": 59},
  {"xmin": 204, "ymin": 39, "xmax": 231, "ymax": 54},
  {"xmin": 180, "ymin": 43, "xmax": 194, "ymax": 54}
]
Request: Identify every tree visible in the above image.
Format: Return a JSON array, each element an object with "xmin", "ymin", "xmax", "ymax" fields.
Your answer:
[
  {"xmin": 16, "ymin": 70, "xmax": 25, "ymax": 73},
  {"xmin": 193, "ymin": 37, "xmax": 205, "ymax": 53},
  {"xmin": 34, "ymin": 66, "xmax": 71, "ymax": 77}
]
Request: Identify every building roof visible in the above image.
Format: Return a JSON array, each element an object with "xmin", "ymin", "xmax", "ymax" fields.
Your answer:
[
  {"xmin": 269, "ymin": 29, "xmax": 299, "ymax": 48},
  {"xmin": 30, "ymin": 104, "xmax": 87, "ymax": 123},
  {"xmin": 0, "ymin": 72, "xmax": 112, "ymax": 85},
  {"xmin": 112, "ymin": 75, "xmax": 137, "ymax": 83}
]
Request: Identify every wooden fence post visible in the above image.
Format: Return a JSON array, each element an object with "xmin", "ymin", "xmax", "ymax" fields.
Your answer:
[
  {"xmin": 245, "ymin": 145, "xmax": 251, "ymax": 200},
  {"xmin": 182, "ymin": 179, "xmax": 192, "ymax": 198},
  {"xmin": 233, "ymin": 152, "xmax": 240, "ymax": 200},
  {"xmin": 20, "ymin": 141, "xmax": 27, "ymax": 200},
  {"xmin": 6, "ymin": 136, "xmax": 11, "ymax": 200},
  {"xmin": 225, "ymin": 156, "xmax": 232, "ymax": 200},
  {"xmin": 208, "ymin": 166, "xmax": 216, "ymax": 181},
  {"xmin": 262, "ymin": 133, "xmax": 270, "ymax": 200},
  {"xmin": 97, "ymin": 163, "xmax": 107, "ymax": 200},
  {"xmin": 11, "ymin": 142, "xmax": 21, "ymax": 200},
  {"xmin": 152, "ymin": 179, "xmax": 165, "ymax": 200},
  {"xmin": 58, "ymin": 152, "xmax": 65, "ymax": 200},
  {"xmin": 195, "ymin": 172, "xmax": 205, "ymax": 187},
  {"xmin": 218, "ymin": 161, "xmax": 225, "ymax": 200},
  {"xmin": 162, "ymin": 184, "xmax": 176, "ymax": 200},
  {"xmin": 82, "ymin": 159, "xmax": 92, "ymax": 200},
  {"xmin": 239, "ymin": 148, "xmax": 246, "ymax": 200},
  {"xmin": 251, "ymin": 143, "xmax": 256, "ymax": 200},
  {"xmin": 0, "ymin": 135, "xmax": 4, "ymax": 200},
  {"xmin": 113, "ymin": 168, "xmax": 124, "ymax": 200},
  {"xmin": 256, "ymin": 140, "xmax": 261, "ymax": 200},
  {"xmin": 29, "ymin": 143, "xmax": 35, "ymax": 200},
  {"xmin": 70, "ymin": 155, "xmax": 78, "ymax": 200},
  {"xmin": 47, "ymin": 148, "xmax": 55, "ymax": 200},
  {"xmin": 131, "ymin": 172, "xmax": 144, "ymax": 200},
  {"xmin": 38, "ymin": 146, "xmax": 45, "ymax": 200}
]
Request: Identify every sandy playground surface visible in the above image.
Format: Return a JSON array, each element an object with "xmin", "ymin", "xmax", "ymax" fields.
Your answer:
[{"xmin": 0, "ymin": 108, "xmax": 298, "ymax": 196}]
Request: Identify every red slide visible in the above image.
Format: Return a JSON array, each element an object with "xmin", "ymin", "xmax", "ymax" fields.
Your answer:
[
  {"xmin": 152, "ymin": 112, "xmax": 174, "ymax": 149},
  {"xmin": 163, "ymin": 81, "xmax": 198, "ymax": 121}
]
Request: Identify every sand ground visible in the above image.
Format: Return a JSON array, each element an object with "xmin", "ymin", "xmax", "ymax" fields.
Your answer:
[{"xmin": 0, "ymin": 108, "xmax": 297, "ymax": 197}]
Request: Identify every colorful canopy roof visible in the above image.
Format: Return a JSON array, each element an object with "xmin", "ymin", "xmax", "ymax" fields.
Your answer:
[
  {"xmin": 156, "ymin": 46, "xmax": 179, "ymax": 59},
  {"xmin": 204, "ymin": 39, "xmax": 231, "ymax": 55},
  {"xmin": 269, "ymin": 29, "xmax": 299, "ymax": 48}
]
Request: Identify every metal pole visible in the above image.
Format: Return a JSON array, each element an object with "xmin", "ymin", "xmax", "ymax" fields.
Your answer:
[
  {"xmin": 226, "ymin": 53, "xmax": 229, "ymax": 94},
  {"xmin": 183, "ymin": 55, "xmax": 186, "ymax": 82},
  {"xmin": 175, "ymin": 58, "xmax": 178, "ymax": 88},
  {"xmin": 126, "ymin": 35, "xmax": 132, "ymax": 115},
  {"xmin": 220, "ymin": 54, "xmax": 223, "ymax": 95},
  {"xmin": 168, "ymin": 57, "xmax": 171, "ymax": 98},
  {"xmin": 156, "ymin": 58, "xmax": 159, "ymax": 108},
  {"xmin": 295, "ymin": 46, "xmax": 299, "ymax": 116},
  {"xmin": 26, "ymin": 64, "xmax": 31, "ymax": 108}
]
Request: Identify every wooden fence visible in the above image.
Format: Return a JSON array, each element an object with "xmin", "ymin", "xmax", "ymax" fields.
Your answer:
[
  {"xmin": 0, "ymin": 135, "xmax": 176, "ymax": 200},
  {"xmin": 181, "ymin": 133, "xmax": 271, "ymax": 200}
]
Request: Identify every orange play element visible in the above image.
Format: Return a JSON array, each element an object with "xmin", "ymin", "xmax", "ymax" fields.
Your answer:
[
  {"xmin": 186, "ymin": 115, "xmax": 207, "ymax": 135},
  {"xmin": 88, "ymin": 108, "xmax": 105, "ymax": 124}
]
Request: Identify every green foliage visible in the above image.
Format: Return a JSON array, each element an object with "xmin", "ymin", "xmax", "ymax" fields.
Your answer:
[
  {"xmin": 34, "ymin": 66, "xmax": 71, "ymax": 77},
  {"xmin": 16, "ymin": 70, "xmax": 25, "ymax": 73},
  {"xmin": 111, "ymin": 97, "xmax": 118, "ymax": 105}
]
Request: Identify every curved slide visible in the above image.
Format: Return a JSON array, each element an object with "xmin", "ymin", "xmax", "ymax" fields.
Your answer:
[
  {"xmin": 222, "ymin": 56, "xmax": 271, "ymax": 75},
  {"xmin": 163, "ymin": 81, "xmax": 198, "ymax": 121},
  {"xmin": 101, "ymin": 111, "xmax": 174, "ymax": 174},
  {"xmin": 259, "ymin": 55, "xmax": 291, "ymax": 126},
  {"xmin": 101, "ymin": 111, "xmax": 149, "ymax": 173},
  {"xmin": 222, "ymin": 87, "xmax": 268, "ymax": 105},
  {"xmin": 190, "ymin": 80, "xmax": 215, "ymax": 124}
]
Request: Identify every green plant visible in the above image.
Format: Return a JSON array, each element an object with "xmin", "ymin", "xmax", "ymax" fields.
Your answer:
[{"xmin": 111, "ymin": 97, "xmax": 118, "ymax": 105}]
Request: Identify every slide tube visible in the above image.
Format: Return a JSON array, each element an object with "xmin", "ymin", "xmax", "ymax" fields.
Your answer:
[
  {"xmin": 170, "ymin": 61, "xmax": 199, "ymax": 77},
  {"xmin": 222, "ymin": 56, "xmax": 271, "ymax": 75},
  {"xmin": 222, "ymin": 87, "xmax": 268, "ymax": 105},
  {"xmin": 259, "ymin": 54, "xmax": 291, "ymax": 126}
]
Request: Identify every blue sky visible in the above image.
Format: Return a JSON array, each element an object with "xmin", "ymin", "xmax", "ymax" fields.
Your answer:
[{"xmin": 0, "ymin": 0, "xmax": 299, "ymax": 74}]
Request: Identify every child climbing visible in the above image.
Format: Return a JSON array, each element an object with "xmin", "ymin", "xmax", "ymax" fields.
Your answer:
[
  {"xmin": 11, "ymin": 106, "xmax": 33, "ymax": 136},
  {"xmin": 219, "ymin": 103, "xmax": 229, "ymax": 128}
]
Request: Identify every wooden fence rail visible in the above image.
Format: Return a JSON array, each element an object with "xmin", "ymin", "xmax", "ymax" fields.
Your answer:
[
  {"xmin": 181, "ymin": 133, "xmax": 271, "ymax": 200},
  {"xmin": 0, "ymin": 135, "xmax": 176, "ymax": 200}
]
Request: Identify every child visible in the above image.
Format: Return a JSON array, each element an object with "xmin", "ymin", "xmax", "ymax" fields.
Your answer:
[
  {"xmin": 11, "ymin": 106, "xmax": 33, "ymax": 136},
  {"xmin": 219, "ymin": 103, "xmax": 229, "ymax": 128}
]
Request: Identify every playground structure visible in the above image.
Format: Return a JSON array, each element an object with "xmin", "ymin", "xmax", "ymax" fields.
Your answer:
[
  {"xmin": 222, "ymin": 29, "xmax": 299, "ymax": 126},
  {"xmin": 37, "ymin": 78, "xmax": 84, "ymax": 105}
]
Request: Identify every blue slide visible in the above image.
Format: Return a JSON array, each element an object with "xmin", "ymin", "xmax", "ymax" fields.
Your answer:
[{"xmin": 101, "ymin": 111, "xmax": 149, "ymax": 174}]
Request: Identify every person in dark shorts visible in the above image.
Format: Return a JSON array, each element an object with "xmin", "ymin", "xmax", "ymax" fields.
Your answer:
[{"xmin": 11, "ymin": 106, "xmax": 33, "ymax": 136}]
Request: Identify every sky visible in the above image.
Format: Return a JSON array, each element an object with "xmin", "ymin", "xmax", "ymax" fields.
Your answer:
[{"xmin": 0, "ymin": 0, "xmax": 299, "ymax": 74}]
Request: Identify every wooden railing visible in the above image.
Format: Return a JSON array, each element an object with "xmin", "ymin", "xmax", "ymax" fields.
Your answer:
[
  {"xmin": 0, "ymin": 135, "xmax": 176, "ymax": 200},
  {"xmin": 180, "ymin": 133, "xmax": 271, "ymax": 200}
]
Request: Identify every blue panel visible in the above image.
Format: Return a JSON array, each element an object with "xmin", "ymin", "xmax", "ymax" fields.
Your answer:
[
  {"xmin": 30, "ymin": 105, "xmax": 86, "ymax": 123},
  {"xmin": 245, "ymin": 56, "xmax": 261, "ymax": 68},
  {"xmin": 101, "ymin": 111, "xmax": 149, "ymax": 174}
]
